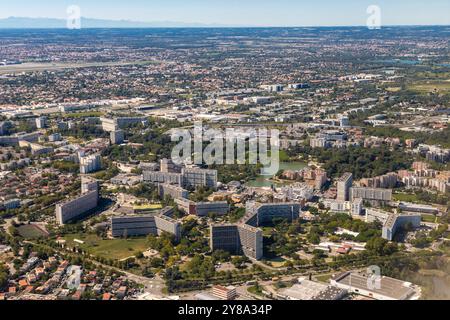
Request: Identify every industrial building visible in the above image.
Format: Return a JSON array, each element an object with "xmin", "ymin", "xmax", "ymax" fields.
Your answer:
[{"xmin": 331, "ymin": 271, "xmax": 421, "ymax": 300}]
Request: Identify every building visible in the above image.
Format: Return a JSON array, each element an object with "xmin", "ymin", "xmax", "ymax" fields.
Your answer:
[
  {"xmin": 182, "ymin": 168, "xmax": 218, "ymax": 189},
  {"xmin": 195, "ymin": 201, "xmax": 230, "ymax": 217},
  {"xmin": 323, "ymin": 199, "xmax": 350, "ymax": 213},
  {"xmin": 158, "ymin": 183, "xmax": 189, "ymax": 200},
  {"xmin": 210, "ymin": 202, "xmax": 298, "ymax": 260},
  {"xmin": 56, "ymin": 189, "xmax": 98, "ymax": 225},
  {"xmin": 331, "ymin": 272, "xmax": 420, "ymax": 300},
  {"xmin": 245, "ymin": 202, "xmax": 300, "ymax": 226},
  {"xmin": 110, "ymin": 130, "xmax": 124, "ymax": 145},
  {"xmin": 100, "ymin": 117, "xmax": 147, "ymax": 132},
  {"xmin": 35, "ymin": 117, "xmax": 47, "ymax": 129},
  {"xmin": 154, "ymin": 207, "xmax": 182, "ymax": 241},
  {"xmin": 398, "ymin": 202, "xmax": 439, "ymax": 215},
  {"xmin": 81, "ymin": 176, "xmax": 99, "ymax": 194},
  {"xmin": 160, "ymin": 158, "xmax": 181, "ymax": 173},
  {"xmin": 360, "ymin": 172, "xmax": 398, "ymax": 189},
  {"xmin": 212, "ymin": 285, "xmax": 237, "ymax": 300},
  {"xmin": 111, "ymin": 207, "xmax": 181, "ymax": 240},
  {"xmin": 337, "ymin": 173, "xmax": 353, "ymax": 201},
  {"xmin": 278, "ymin": 278, "xmax": 347, "ymax": 300},
  {"xmin": 143, "ymin": 171, "xmax": 183, "ymax": 186},
  {"xmin": 80, "ymin": 154, "xmax": 102, "ymax": 174},
  {"xmin": 48, "ymin": 133, "xmax": 61, "ymax": 142},
  {"xmin": 209, "ymin": 223, "xmax": 263, "ymax": 260},
  {"xmin": 111, "ymin": 215, "xmax": 157, "ymax": 237},
  {"xmin": 351, "ymin": 198, "xmax": 363, "ymax": 216},
  {"xmin": 350, "ymin": 187, "xmax": 392, "ymax": 203},
  {"xmin": 382, "ymin": 213, "xmax": 421, "ymax": 241}
]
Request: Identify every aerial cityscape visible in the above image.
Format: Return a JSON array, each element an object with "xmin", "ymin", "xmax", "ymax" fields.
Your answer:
[{"xmin": 0, "ymin": 1, "xmax": 449, "ymax": 308}]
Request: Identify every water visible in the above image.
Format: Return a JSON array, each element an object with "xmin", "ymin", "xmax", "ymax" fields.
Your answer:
[{"xmin": 246, "ymin": 162, "xmax": 307, "ymax": 188}]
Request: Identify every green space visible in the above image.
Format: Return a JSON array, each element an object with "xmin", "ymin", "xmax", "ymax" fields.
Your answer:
[
  {"xmin": 393, "ymin": 192, "xmax": 420, "ymax": 203},
  {"xmin": 133, "ymin": 204, "xmax": 163, "ymax": 211},
  {"xmin": 63, "ymin": 233, "xmax": 149, "ymax": 260},
  {"xmin": 421, "ymin": 214, "xmax": 437, "ymax": 223},
  {"xmin": 314, "ymin": 273, "xmax": 333, "ymax": 283},
  {"xmin": 247, "ymin": 285, "xmax": 264, "ymax": 297},
  {"xmin": 408, "ymin": 81, "xmax": 450, "ymax": 95},
  {"xmin": 17, "ymin": 225, "xmax": 48, "ymax": 239}
]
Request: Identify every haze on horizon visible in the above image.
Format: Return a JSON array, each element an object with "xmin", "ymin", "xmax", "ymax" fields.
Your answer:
[{"xmin": 1, "ymin": 0, "xmax": 450, "ymax": 27}]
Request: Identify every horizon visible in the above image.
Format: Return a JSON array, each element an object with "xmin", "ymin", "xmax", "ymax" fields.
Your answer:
[
  {"xmin": 1, "ymin": 16, "xmax": 450, "ymax": 29},
  {"xmin": 1, "ymin": 0, "xmax": 450, "ymax": 27}
]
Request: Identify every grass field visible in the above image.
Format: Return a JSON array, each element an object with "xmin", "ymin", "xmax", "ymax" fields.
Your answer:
[
  {"xmin": 63, "ymin": 233, "xmax": 149, "ymax": 260},
  {"xmin": 17, "ymin": 225, "xmax": 48, "ymax": 239},
  {"xmin": 133, "ymin": 204, "xmax": 163, "ymax": 211},
  {"xmin": 408, "ymin": 81, "xmax": 450, "ymax": 95},
  {"xmin": 393, "ymin": 192, "xmax": 420, "ymax": 203},
  {"xmin": 314, "ymin": 273, "xmax": 333, "ymax": 283},
  {"xmin": 421, "ymin": 214, "xmax": 437, "ymax": 223}
]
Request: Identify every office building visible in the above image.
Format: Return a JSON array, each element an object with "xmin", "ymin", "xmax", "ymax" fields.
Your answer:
[{"xmin": 337, "ymin": 173, "xmax": 353, "ymax": 201}]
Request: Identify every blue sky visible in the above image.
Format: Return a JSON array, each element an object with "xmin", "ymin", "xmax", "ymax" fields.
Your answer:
[{"xmin": 1, "ymin": 0, "xmax": 450, "ymax": 26}]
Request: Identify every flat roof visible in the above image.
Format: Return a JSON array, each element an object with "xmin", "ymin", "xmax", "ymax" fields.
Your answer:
[{"xmin": 333, "ymin": 272, "xmax": 415, "ymax": 300}]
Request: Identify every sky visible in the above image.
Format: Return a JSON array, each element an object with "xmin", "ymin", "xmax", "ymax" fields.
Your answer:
[{"xmin": 1, "ymin": 0, "xmax": 450, "ymax": 26}]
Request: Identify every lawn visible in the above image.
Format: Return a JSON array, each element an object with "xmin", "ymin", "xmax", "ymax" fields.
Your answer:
[
  {"xmin": 133, "ymin": 204, "xmax": 163, "ymax": 211},
  {"xmin": 421, "ymin": 214, "xmax": 437, "ymax": 223},
  {"xmin": 393, "ymin": 192, "xmax": 420, "ymax": 203},
  {"xmin": 408, "ymin": 81, "xmax": 450, "ymax": 95},
  {"xmin": 63, "ymin": 233, "xmax": 149, "ymax": 260},
  {"xmin": 315, "ymin": 273, "xmax": 333, "ymax": 283}
]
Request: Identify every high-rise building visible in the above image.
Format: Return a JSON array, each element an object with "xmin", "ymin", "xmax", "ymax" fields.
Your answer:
[
  {"xmin": 337, "ymin": 173, "xmax": 353, "ymax": 201},
  {"xmin": 80, "ymin": 154, "xmax": 102, "ymax": 174},
  {"xmin": 35, "ymin": 117, "xmax": 48, "ymax": 129},
  {"xmin": 182, "ymin": 168, "xmax": 218, "ymax": 189},
  {"xmin": 110, "ymin": 130, "xmax": 124, "ymax": 145},
  {"xmin": 55, "ymin": 183, "xmax": 99, "ymax": 225},
  {"xmin": 158, "ymin": 183, "xmax": 189, "ymax": 200}
]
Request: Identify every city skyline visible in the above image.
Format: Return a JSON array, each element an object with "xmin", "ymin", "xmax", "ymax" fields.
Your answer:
[{"xmin": 1, "ymin": 0, "xmax": 450, "ymax": 27}]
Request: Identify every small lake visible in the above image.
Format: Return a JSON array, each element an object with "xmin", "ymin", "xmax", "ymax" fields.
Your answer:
[{"xmin": 246, "ymin": 162, "xmax": 307, "ymax": 188}]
